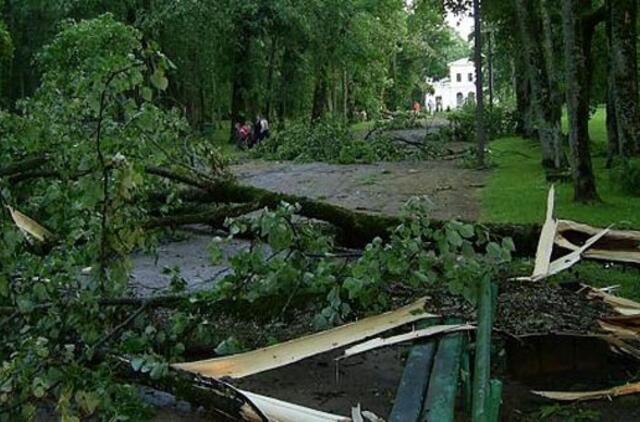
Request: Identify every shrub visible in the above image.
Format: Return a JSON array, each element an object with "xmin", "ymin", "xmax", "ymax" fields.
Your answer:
[
  {"xmin": 256, "ymin": 119, "xmax": 424, "ymax": 164},
  {"xmin": 610, "ymin": 158, "xmax": 640, "ymax": 196},
  {"xmin": 446, "ymin": 103, "xmax": 516, "ymax": 143}
]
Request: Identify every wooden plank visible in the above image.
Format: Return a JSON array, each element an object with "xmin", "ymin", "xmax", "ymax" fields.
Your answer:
[
  {"xmin": 487, "ymin": 380, "xmax": 503, "ymax": 422},
  {"xmin": 173, "ymin": 298, "xmax": 435, "ymax": 379},
  {"xmin": 420, "ymin": 331, "xmax": 464, "ymax": 422},
  {"xmin": 532, "ymin": 185, "xmax": 557, "ymax": 278},
  {"xmin": 388, "ymin": 336, "xmax": 437, "ymax": 422},
  {"xmin": 472, "ymin": 277, "xmax": 493, "ymax": 422}
]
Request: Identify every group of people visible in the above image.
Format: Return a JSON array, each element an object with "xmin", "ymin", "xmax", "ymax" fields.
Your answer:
[{"xmin": 234, "ymin": 115, "xmax": 270, "ymax": 149}]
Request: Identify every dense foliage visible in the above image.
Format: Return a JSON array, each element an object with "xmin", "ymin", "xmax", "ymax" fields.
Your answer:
[
  {"xmin": 209, "ymin": 199, "xmax": 514, "ymax": 329},
  {"xmin": 445, "ymin": 103, "xmax": 517, "ymax": 143},
  {"xmin": 256, "ymin": 119, "xmax": 429, "ymax": 164}
]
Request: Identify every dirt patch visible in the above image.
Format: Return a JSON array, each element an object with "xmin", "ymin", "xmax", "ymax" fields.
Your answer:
[
  {"xmin": 234, "ymin": 348, "xmax": 407, "ymax": 418},
  {"xmin": 232, "ymin": 159, "xmax": 486, "ymax": 221}
]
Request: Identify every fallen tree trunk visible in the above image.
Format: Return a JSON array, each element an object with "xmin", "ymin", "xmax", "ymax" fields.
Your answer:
[
  {"xmin": 112, "ymin": 357, "xmax": 268, "ymax": 422},
  {"xmin": 175, "ymin": 179, "xmax": 541, "ymax": 254}
]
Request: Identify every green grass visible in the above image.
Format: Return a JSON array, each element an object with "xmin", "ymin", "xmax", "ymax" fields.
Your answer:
[
  {"xmin": 485, "ymin": 107, "xmax": 640, "ymax": 301},
  {"xmin": 482, "ymin": 107, "xmax": 640, "ymax": 229}
]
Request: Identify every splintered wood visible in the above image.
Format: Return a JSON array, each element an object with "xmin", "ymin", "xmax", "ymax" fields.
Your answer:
[
  {"xmin": 532, "ymin": 185, "xmax": 557, "ymax": 279},
  {"xmin": 556, "ymin": 220, "xmax": 640, "ymax": 265},
  {"xmin": 533, "ymin": 382, "xmax": 640, "ymax": 402},
  {"xmin": 6, "ymin": 206, "xmax": 53, "ymax": 242},
  {"xmin": 241, "ymin": 390, "xmax": 351, "ymax": 422},
  {"xmin": 173, "ymin": 298, "xmax": 434, "ymax": 379},
  {"xmin": 338, "ymin": 323, "xmax": 474, "ymax": 360},
  {"xmin": 519, "ymin": 186, "xmax": 639, "ymax": 281}
]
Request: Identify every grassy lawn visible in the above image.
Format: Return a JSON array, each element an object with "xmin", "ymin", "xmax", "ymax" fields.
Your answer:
[
  {"xmin": 482, "ymin": 107, "xmax": 640, "ymax": 229},
  {"xmin": 484, "ymin": 108, "xmax": 640, "ymax": 300}
]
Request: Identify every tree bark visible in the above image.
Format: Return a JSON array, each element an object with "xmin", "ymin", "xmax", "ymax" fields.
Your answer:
[
  {"xmin": 561, "ymin": 0, "xmax": 599, "ymax": 202},
  {"xmin": 229, "ymin": 28, "xmax": 253, "ymax": 141},
  {"xmin": 606, "ymin": 0, "xmax": 620, "ymax": 166},
  {"xmin": 515, "ymin": 0, "xmax": 564, "ymax": 169},
  {"xmin": 311, "ymin": 69, "xmax": 328, "ymax": 122},
  {"xmin": 514, "ymin": 53, "xmax": 536, "ymax": 138},
  {"xmin": 607, "ymin": 0, "xmax": 640, "ymax": 157},
  {"xmin": 473, "ymin": 0, "xmax": 487, "ymax": 167},
  {"xmin": 539, "ymin": 0, "xmax": 567, "ymax": 166}
]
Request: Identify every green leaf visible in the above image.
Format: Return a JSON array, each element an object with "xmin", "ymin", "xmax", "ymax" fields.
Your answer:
[
  {"xmin": 130, "ymin": 357, "xmax": 145, "ymax": 372},
  {"xmin": 141, "ymin": 87, "xmax": 153, "ymax": 101},
  {"xmin": 150, "ymin": 68, "xmax": 168, "ymax": 91}
]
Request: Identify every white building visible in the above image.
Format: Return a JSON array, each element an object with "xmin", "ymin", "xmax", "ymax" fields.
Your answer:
[{"xmin": 425, "ymin": 58, "xmax": 476, "ymax": 112}]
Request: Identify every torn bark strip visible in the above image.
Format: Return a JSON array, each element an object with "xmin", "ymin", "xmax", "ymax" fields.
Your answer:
[{"xmin": 173, "ymin": 298, "xmax": 434, "ymax": 379}]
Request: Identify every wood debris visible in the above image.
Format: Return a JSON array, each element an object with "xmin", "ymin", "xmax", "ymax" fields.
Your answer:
[
  {"xmin": 173, "ymin": 298, "xmax": 434, "ymax": 379},
  {"xmin": 532, "ymin": 381, "xmax": 640, "ymax": 402},
  {"xmin": 555, "ymin": 220, "xmax": 640, "ymax": 265},
  {"xmin": 242, "ymin": 390, "xmax": 351, "ymax": 422},
  {"xmin": 6, "ymin": 205, "xmax": 53, "ymax": 242},
  {"xmin": 585, "ymin": 286, "xmax": 640, "ymax": 316},
  {"xmin": 338, "ymin": 323, "xmax": 474, "ymax": 360},
  {"xmin": 532, "ymin": 185, "xmax": 557, "ymax": 279}
]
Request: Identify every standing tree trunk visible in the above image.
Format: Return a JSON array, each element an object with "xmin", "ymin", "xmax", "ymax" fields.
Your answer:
[
  {"xmin": 608, "ymin": 0, "xmax": 640, "ymax": 157},
  {"xmin": 606, "ymin": 0, "xmax": 620, "ymax": 166},
  {"xmin": 514, "ymin": 53, "xmax": 536, "ymax": 138},
  {"xmin": 474, "ymin": 0, "xmax": 486, "ymax": 167},
  {"xmin": 264, "ymin": 37, "xmax": 278, "ymax": 121},
  {"xmin": 540, "ymin": 0, "xmax": 567, "ymax": 167},
  {"xmin": 561, "ymin": 0, "xmax": 600, "ymax": 202},
  {"xmin": 311, "ymin": 70, "xmax": 328, "ymax": 122},
  {"xmin": 229, "ymin": 31, "xmax": 252, "ymax": 141},
  {"xmin": 515, "ymin": 0, "xmax": 564, "ymax": 169},
  {"xmin": 487, "ymin": 29, "xmax": 494, "ymax": 109}
]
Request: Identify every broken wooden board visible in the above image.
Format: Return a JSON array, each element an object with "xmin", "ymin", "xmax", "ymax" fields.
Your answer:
[
  {"xmin": 555, "ymin": 220, "xmax": 640, "ymax": 265},
  {"xmin": 532, "ymin": 185, "xmax": 557, "ymax": 279},
  {"xmin": 241, "ymin": 390, "xmax": 351, "ymax": 422},
  {"xmin": 532, "ymin": 381, "xmax": 640, "ymax": 402},
  {"xmin": 339, "ymin": 324, "xmax": 474, "ymax": 360},
  {"xmin": 173, "ymin": 298, "xmax": 434, "ymax": 379}
]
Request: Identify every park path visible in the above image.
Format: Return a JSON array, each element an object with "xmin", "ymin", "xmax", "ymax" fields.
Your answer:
[{"xmin": 232, "ymin": 158, "xmax": 486, "ymax": 221}]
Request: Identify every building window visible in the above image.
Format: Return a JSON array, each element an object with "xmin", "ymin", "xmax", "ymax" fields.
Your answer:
[
  {"xmin": 467, "ymin": 91, "xmax": 476, "ymax": 104},
  {"xmin": 468, "ymin": 73, "xmax": 473, "ymax": 82},
  {"xmin": 456, "ymin": 92, "xmax": 464, "ymax": 107},
  {"xmin": 456, "ymin": 73, "xmax": 462, "ymax": 82}
]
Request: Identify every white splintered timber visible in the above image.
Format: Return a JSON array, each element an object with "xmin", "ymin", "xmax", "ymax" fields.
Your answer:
[
  {"xmin": 540, "ymin": 225, "xmax": 611, "ymax": 280},
  {"xmin": 7, "ymin": 205, "xmax": 53, "ymax": 242},
  {"xmin": 339, "ymin": 323, "xmax": 474, "ymax": 359},
  {"xmin": 555, "ymin": 220, "xmax": 640, "ymax": 265},
  {"xmin": 532, "ymin": 185, "xmax": 557, "ymax": 279},
  {"xmin": 241, "ymin": 390, "xmax": 351, "ymax": 422},
  {"xmin": 532, "ymin": 382, "xmax": 640, "ymax": 402},
  {"xmin": 173, "ymin": 298, "xmax": 435, "ymax": 379}
]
